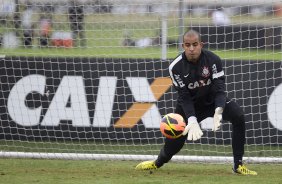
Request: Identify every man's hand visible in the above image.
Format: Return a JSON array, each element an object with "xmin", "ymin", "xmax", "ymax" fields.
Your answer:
[
  {"xmin": 213, "ymin": 107, "xmax": 223, "ymax": 131},
  {"xmin": 182, "ymin": 116, "xmax": 203, "ymax": 141}
]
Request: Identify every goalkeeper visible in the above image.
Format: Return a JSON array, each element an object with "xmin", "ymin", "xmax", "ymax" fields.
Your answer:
[{"xmin": 136, "ymin": 30, "xmax": 257, "ymax": 175}]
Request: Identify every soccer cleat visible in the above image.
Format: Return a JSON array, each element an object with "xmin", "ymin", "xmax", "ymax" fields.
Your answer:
[
  {"xmin": 233, "ymin": 165, "xmax": 257, "ymax": 175},
  {"xmin": 135, "ymin": 160, "xmax": 157, "ymax": 170}
]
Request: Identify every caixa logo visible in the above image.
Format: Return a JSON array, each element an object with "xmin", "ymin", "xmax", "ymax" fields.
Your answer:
[{"xmin": 7, "ymin": 74, "xmax": 172, "ymax": 128}]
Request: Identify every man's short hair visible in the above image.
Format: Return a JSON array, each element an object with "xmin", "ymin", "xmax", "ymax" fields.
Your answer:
[{"xmin": 183, "ymin": 30, "xmax": 201, "ymax": 42}]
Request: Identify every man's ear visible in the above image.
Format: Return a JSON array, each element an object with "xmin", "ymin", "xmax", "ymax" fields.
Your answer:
[{"xmin": 200, "ymin": 42, "xmax": 204, "ymax": 48}]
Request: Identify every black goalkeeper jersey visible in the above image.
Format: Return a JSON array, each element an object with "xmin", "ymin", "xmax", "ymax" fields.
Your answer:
[{"xmin": 169, "ymin": 49, "xmax": 226, "ymax": 119}]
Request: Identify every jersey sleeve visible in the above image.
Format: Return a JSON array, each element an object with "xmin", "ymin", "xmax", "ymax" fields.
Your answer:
[
  {"xmin": 169, "ymin": 64, "xmax": 196, "ymax": 119},
  {"xmin": 211, "ymin": 55, "xmax": 226, "ymax": 109}
]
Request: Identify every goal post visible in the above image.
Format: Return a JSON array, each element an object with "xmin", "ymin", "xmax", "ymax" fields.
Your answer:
[{"xmin": 0, "ymin": 0, "xmax": 282, "ymax": 163}]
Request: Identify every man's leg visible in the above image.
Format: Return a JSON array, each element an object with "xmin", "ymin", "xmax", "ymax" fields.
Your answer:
[
  {"xmin": 155, "ymin": 135, "xmax": 186, "ymax": 167},
  {"xmin": 78, "ymin": 28, "xmax": 86, "ymax": 47},
  {"xmin": 136, "ymin": 104, "xmax": 187, "ymax": 170},
  {"xmin": 222, "ymin": 99, "xmax": 257, "ymax": 175},
  {"xmin": 222, "ymin": 99, "xmax": 245, "ymax": 169},
  {"xmin": 135, "ymin": 130, "xmax": 186, "ymax": 170},
  {"xmin": 155, "ymin": 104, "xmax": 187, "ymax": 167}
]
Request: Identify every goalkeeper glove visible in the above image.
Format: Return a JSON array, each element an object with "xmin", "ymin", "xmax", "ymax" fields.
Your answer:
[
  {"xmin": 182, "ymin": 116, "xmax": 203, "ymax": 141},
  {"xmin": 212, "ymin": 107, "xmax": 223, "ymax": 131}
]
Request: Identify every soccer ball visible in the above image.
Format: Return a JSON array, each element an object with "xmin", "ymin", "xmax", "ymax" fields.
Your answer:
[{"xmin": 160, "ymin": 113, "xmax": 186, "ymax": 139}]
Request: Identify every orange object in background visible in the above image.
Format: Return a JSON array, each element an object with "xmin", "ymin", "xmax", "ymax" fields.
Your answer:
[
  {"xmin": 274, "ymin": 4, "xmax": 282, "ymax": 16},
  {"xmin": 51, "ymin": 39, "xmax": 73, "ymax": 48},
  {"xmin": 51, "ymin": 32, "xmax": 73, "ymax": 48}
]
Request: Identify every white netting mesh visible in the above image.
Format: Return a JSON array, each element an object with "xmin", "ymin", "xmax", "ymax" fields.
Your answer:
[{"xmin": 0, "ymin": 0, "xmax": 281, "ymax": 162}]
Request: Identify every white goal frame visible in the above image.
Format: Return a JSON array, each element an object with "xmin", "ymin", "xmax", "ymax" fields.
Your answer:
[
  {"xmin": 1, "ymin": 152, "xmax": 282, "ymax": 164},
  {"xmin": 1, "ymin": 0, "xmax": 282, "ymax": 164}
]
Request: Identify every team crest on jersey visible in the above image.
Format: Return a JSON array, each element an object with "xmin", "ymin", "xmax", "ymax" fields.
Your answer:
[{"xmin": 201, "ymin": 66, "xmax": 210, "ymax": 78}]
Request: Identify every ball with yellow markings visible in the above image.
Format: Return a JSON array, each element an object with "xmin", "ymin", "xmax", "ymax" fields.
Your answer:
[{"xmin": 160, "ymin": 113, "xmax": 186, "ymax": 139}]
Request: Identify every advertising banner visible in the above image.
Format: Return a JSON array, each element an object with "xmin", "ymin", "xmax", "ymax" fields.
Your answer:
[{"xmin": 0, "ymin": 57, "xmax": 281, "ymax": 144}]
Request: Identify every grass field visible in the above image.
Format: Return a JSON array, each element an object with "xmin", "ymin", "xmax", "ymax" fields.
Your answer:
[
  {"xmin": 1, "ymin": 158, "xmax": 282, "ymax": 184},
  {"xmin": 1, "ymin": 47, "xmax": 282, "ymax": 61}
]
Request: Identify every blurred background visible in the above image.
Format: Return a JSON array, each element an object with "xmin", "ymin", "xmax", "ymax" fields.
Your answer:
[{"xmin": 0, "ymin": 0, "xmax": 281, "ymax": 59}]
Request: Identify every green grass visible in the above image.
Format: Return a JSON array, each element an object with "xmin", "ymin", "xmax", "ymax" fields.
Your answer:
[
  {"xmin": 1, "ymin": 47, "xmax": 281, "ymax": 60},
  {"xmin": 0, "ymin": 158, "xmax": 282, "ymax": 184}
]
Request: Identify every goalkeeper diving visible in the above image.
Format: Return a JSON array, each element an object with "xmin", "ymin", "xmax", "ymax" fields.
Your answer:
[{"xmin": 136, "ymin": 30, "xmax": 257, "ymax": 175}]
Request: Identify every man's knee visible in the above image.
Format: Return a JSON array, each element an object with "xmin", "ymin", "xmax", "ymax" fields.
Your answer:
[
  {"xmin": 229, "ymin": 108, "xmax": 245, "ymax": 127},
  {"xmin": 223, "ymin": 101, "xmax": 246, "ymax": 127}
]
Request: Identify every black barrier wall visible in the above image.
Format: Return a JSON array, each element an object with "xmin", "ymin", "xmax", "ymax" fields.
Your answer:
[
  {"xmin": 191, "ymin": 26, "xmax": 282, "ymax": 49},
  {"xmin": 0, "ymin": 57, "xmax": 281, "ymax": 144}
]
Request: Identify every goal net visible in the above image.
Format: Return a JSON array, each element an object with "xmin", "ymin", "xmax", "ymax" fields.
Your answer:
[{"xmin": 0, "ymin": 0, "xmax": 282, "ymax": 163}]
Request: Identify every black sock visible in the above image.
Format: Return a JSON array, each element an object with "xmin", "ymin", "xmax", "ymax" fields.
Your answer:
[
  {"xmin": 154, "ymin": 160, "xmax": 164, "ymax": 168},
  {"xmin": 234, "ymin": 158, "xmax": 243, "ymax": 170}
]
